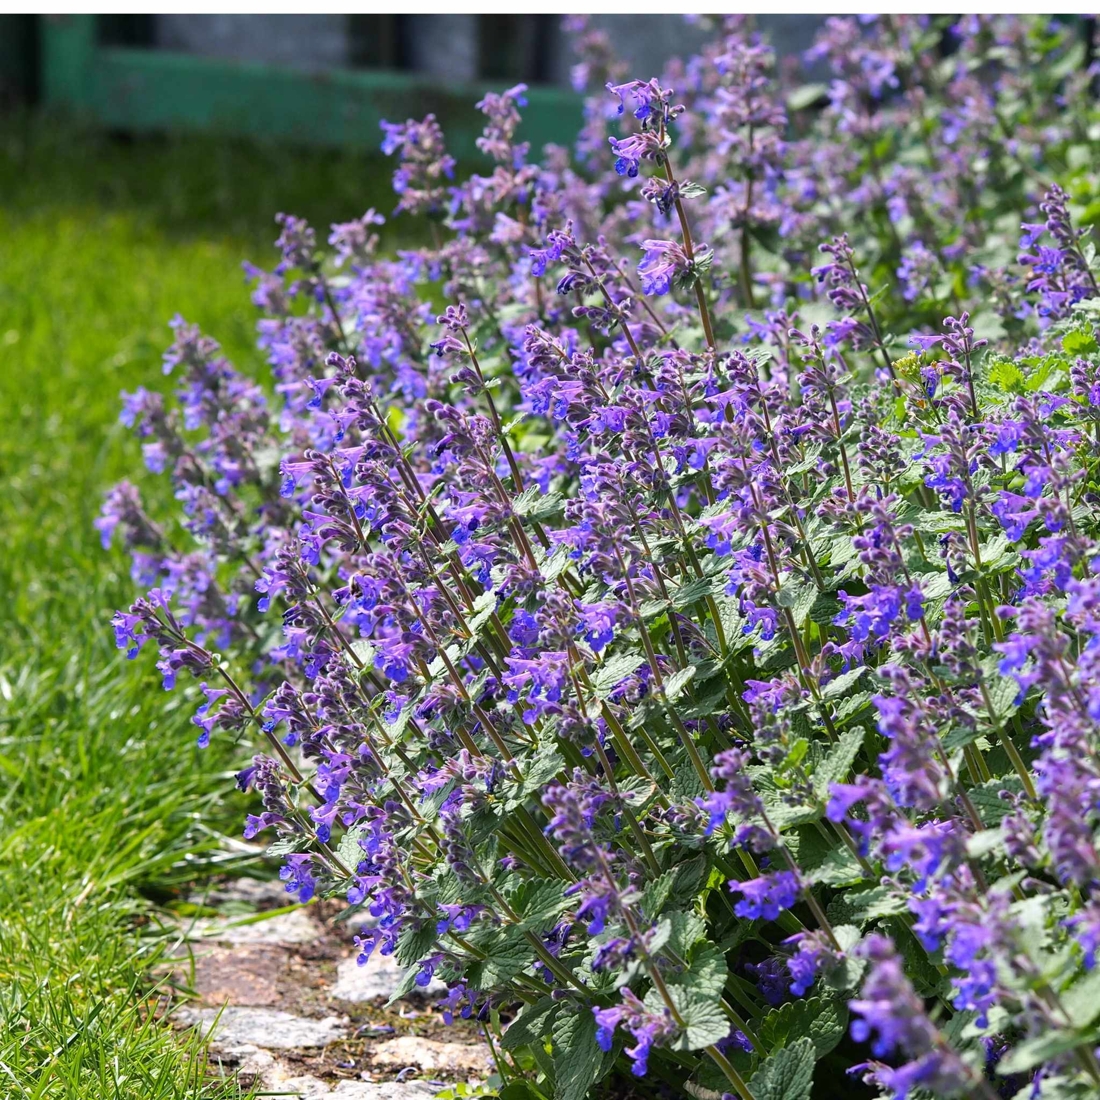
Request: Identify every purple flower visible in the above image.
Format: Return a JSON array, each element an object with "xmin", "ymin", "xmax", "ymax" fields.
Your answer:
[
  {"xmin": 637, "ymin": 239, "xmax": 693, "ymax": 297},
  {"xmin": 729, "ymin": 870, "xmax": 801, "ymax": 921}
]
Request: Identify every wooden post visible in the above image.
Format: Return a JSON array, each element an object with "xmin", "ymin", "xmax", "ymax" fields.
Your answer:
[{"xmin": 40, "ymin": 14, "xmax": 96, "ymax": 109}]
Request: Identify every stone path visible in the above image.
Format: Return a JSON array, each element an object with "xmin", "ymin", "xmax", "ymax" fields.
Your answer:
[{"xmin": 167, "ymin": 877, "xmax": 489, "ymax": 1098}]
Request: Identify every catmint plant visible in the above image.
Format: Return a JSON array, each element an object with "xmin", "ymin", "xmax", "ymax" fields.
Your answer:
[{"xmin": 101, "ymin": 15, "xmax": 1100, "ymax": 1100}]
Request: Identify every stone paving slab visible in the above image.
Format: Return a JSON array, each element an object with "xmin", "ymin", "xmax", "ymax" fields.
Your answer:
[
  {"xmin": 169, "ymin": 875, "xmax": 490, "ymax": 1095},
  {"xmin": 330, "ymin": 953, "xmax": 444, "ymax": 1002},
  {"xmin": 232, "ymin": 1045, "xmax": 442, "ymax": 1098},
  {"xmin": 177, "ymin": 1005, "xmax": 347, "ymax": 1050},
  {"xmin": 188, "ymin": 907, "xmax": 319, "ymax": 945},
  {"xmin": 369, "ymin": 1036, "xmax": 488, "ymax": 1076},
  {"xmin": 189, "ymin": 944, "xmax": 287, "ymax": 1006}
]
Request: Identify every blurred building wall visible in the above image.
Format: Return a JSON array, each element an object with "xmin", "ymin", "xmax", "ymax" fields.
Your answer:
[
  {"xmin": 137, "ymin": 15, "xmax": 823, "ymax": 85},
  {"xmin": 155, "ymin": 14, "xmax": 351, "ymax": 71}
]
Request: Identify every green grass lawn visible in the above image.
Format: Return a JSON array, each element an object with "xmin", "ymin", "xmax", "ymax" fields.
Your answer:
[{"xmin": 0, "ymin": 116, "xmax": 395, "ymax": 1098}]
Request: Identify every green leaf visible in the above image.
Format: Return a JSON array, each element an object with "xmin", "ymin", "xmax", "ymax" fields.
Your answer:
[
  {"xmin": 672, "ymin": 576, "xmax": 718, "ymax": 609},
  {"xmin": 499, "ymin": 1084, "xmax": 545, "ymax": 1100},
  {"xmin": 467, "ymin": 590, "xmax": 499, "ymax": 634},
  {"xmin": 808, "ymin": 592, "xmax": 842, "ymax": 625},
  {"xmin": 592, "ymin": 652, "xmax": 647, "ymax": 697},
  {"xmin": 664, "ymin": 910, "xmax": 708, "ymax": 957},
  {"xmin": 965, "ymin": 828, "xmax": 1006, "ymax": 860},
  {"xmin": 670, "ymin": 854, "xmax": 709, "ymax": 906},
  {"xmin": 1063, "ymin": 329, "xmax": 1098, "ymax": 357},
  {"xmin": 788, "ymin": 82, "xmax": 828, "ymax": 110},
  {"xmin": 827, "ymin": 884, "xmax": 907, "ymax": 925},
  {"xmin": 813, "ymin": 725, "xmax": 865, "ymax": 797},
  {"xmin": 970, "ymin": 775, "xmax": 1025, "ymax": 827},
  {"xmin": 656, "ymin": 987, "xmax": 730, "ymax": 1051},
  {"xmin": 551, "ymin": 1009, "xmax": 604, "ymax": 1100},
  {"xmin": 509, "ymin": 879, "xmax": 571, "ymax": 933},
  {"xmin": 465, "ymin": 935, "xmax": 531, "ymax": 991},
  {"xmin": 942, "ymin": 722, "xmax": 987, "ymax": 751},
  {"xmin": 820, "ymin": 666, "xmax": 865, "ymax": 700},
  {"xmin": 664, "ymin": 665, "xmax": 697, "ymax": 702},
  {"xmin": 503, "ymin": 996, "xmax": 559, "ymax": 1051},
  {"xmin": 508, "ymin": 742, "xmax": 565, "ymax": 806},
  {"xmin": 678, "ymin": 180, "xmax": 708, "ymax": 199},
  {"xmin": 642, "ymin": 870, "xmax": 676, "ymax": 920},
  {"xmin": 998, "ymin": 1030, "xmax": 1091, "ymax": 1076},
  {"xmin": 394, "ymin": 921, "xmax": 440, "ymax": 967},
  {"xmin": 1062, "ymin": 968, "xmax": 1100, "ymax": 1029},
  {"xmin": 1007, "ymin": 1075, "xmax": 1095, "ymax": 1100},
  {"xmin": 821, "ymin": 925, "xmax": 866, "ymax": 992},
  {"xmin": 672, "ymin": 944, "xmax": 728, "ymax": 1001},
  {"xmin": 989, "ymin": 356, "xmax": 1027, "ymax": 392},
  {"xmin": 776, "ymin": 580, "xmax": 818, "ymax": 627},
  {"xmin": 809, "ymin": 846, "xmax": 867, "ymax": 888},
  {"xmin": 514, "ymin": 486, "xmax": 564, "ymax": 520},
  {"xmin": 759, "ymin": 997, "xmax": 847, "ymax": 1057},
  {"xmin": 335, "ymin": 824, "xmax": 366, "ymax": 871},
  {"xmin": 983, "ymin": 671, "xmax": 1023, "ymax": 723},
  {"xmin": 835, "ymin": 691, "xmax": 872, "ymax": 723},
  {"xmin": 748, "ymin": 1036, "xmax": 816, "ymax": 1100},
  {"xmin": 385, "ymin": 962, "xmax": 429, "ymax": 1005}
]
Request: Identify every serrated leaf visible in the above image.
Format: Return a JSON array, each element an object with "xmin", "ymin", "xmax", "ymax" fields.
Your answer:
[
  {"xmin": 827, "ymin": 884, "xmax": 907, "ymax": 925},
  {"xmin": 970, "ymin": 775, "xmax": 1025, "ymax": 827},
  {"xmin": 351, "ymin": 639, "xmax": 376, "ymax": 668},
  {"xmin": 1062, "ymin": 968, "xmax": 1100, "ymax": 1029},
  {"xmin": 665, "ymin": 910, "xmax": 708, "ymax": 956},
  {"xmin": 665, "ymin": 665, "xmax": 697, "ymax": 702},
  {"xmin": 509, "ymin": 879, "xmax": 571, "ymax": 932},
  {"xmin": 809, "ymin": 846, "xmax": 867, "ymax": 888},
  {"xmin": 655, "ymin": 986, "xmax": 730, "ymax": 1051},
  {"xmin": 965, "ymin": 828, "xmax": 1006, "ymax": 859},
  {"xmin": 748, "ymin": 1036, "xmax": 815, "ymax": 1100},
  {"xmin": 759, "ymin": 997, "xmax": 847, "ymax": 1057},
  {"xmin": 983, "ymin": 672, "xmax": 1023, "ymax": 723},
  {"xmin": 918, "ymin": 571, "xmax": 953, "ymax": 601},
  {"xmin": 813, "ymin": 725, "xmax": 865, "ymax": 797},
  {"xmin": 503, "ymin": 996, "xmax": 559, "ymax": 1051},
  {"xmin": 681, "ymin": 677, "xmax": 729, "ymax": 719},
  {"xmin": 394, "ymin": 921, "xmax": 439, "ymax": 968},
  {"xmin": 673, "ymin": 944, "xmax": 728, "ymax": 1001},
  {"xmin": 508, "ymin": 742, "xmax": 564, "ymax": 806},
  {"xmin": 820, "ymin": 666, "xmax": 865, "ymax": 700},
  {"xmin": 821, "ymin": 925, "xmax": 866, "ymax": 992},
  {"xmin": 465, "ymin": 934, "xmax": 531, "ymax": 991},
  {"xmin": 808, "ymin": 592, "xmax": 841, "ymax": 625},
  {"xmin": 679, "ymin": 180, "xmax": 708, "ymax": 199},
  {"xmin": 998, "ymin": 1030, "xmax": 1090, "ymax": 1076},
  {"xmin": 552, "ymin": 1009, "xmax": 604, "ymax": 1100},
  {"xmin": 515, "ymin": 486, "xmax": 564, "ymax": 521},
  {"xmin": 592, "ymin": 652, "xmax": 647, "ymax": 697},
  {"xmin": 942, "ymin": 723, "xmax": 987, "ymax": 751},
  {"xmin": 266, "ymin": 834, "xmax": 311, "ymax": 858},
  {"xmin": 335, "ymin": 824, "xmax": 366, "ymax": 871},
  {"xmin": 673, "ymin": 576, "xmax": 718, "ymax": 609},
  {"xmin": 835, "ymin": 691, "xmax": 872, "ymax": 723},
  {"xmin": 467, "ymin": 589, "xmax": 498, "ymax": 633},
  {"xmin": 777, "ymin": 580, "xmax": 817, "ymax": 627},
  {"xmin": 672, "ymin": 756, "xmax": 708, "ymax": 801},
  {"xmin": 668, "ymin": 854, "xmax": 709, "ymax": 910},
  {"xmin": 642, "ymin": 869, "xmax": 676, "ymax": 919}
]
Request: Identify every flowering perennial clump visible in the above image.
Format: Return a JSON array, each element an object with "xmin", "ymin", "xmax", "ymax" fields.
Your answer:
[{"xmin": 101, "ymin": 15, "xmax": 1100, "ymax": 1100}]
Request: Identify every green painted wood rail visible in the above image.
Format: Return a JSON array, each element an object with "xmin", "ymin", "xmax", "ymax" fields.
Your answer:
[{"xmin": 39, "ymin": 15, "xmax": 585, "ymax": 160}]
